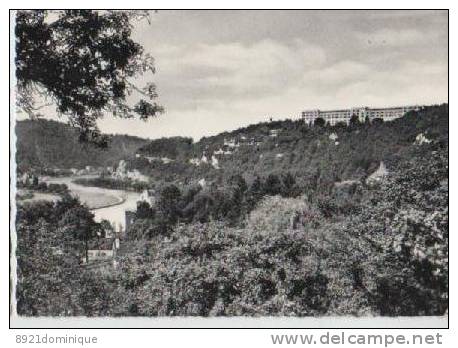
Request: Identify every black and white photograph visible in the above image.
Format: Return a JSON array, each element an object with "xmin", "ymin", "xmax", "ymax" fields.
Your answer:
[{"xmin": 9, "ymin": 9, "xmax": 448, "ymax": 329}]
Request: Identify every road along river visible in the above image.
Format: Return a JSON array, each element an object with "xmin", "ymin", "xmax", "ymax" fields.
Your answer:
[{"xmin": 43, "ymin": 175, "xmax": 141, "ymax": 229}]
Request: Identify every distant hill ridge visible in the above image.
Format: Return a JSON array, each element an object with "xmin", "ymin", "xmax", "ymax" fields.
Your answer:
[
  {"xmin": 15, "ymin": 104, "xmax": 448, "ymax": 189},
  {"xmin": 15, "ymin": 119, "xmax": 149, "ymax": 172}
]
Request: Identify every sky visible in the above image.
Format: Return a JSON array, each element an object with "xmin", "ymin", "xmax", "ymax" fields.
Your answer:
[{"xmin": 21, "ymin": 10, "xmax": 449, "ymax": 140}]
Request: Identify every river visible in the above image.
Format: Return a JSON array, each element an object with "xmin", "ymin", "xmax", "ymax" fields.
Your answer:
[{"xmin": 43, "ymin": 175, "xmax": 141, "ymax": 229}]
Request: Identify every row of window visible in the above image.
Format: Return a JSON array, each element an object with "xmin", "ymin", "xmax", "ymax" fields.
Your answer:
[
  {"xmin": 303, "ymin": 111, "xmax": 406, "ymax": 119},
  {"xmin": 302, "ymin": 107, "xmax": 417, "ymax": 119}
]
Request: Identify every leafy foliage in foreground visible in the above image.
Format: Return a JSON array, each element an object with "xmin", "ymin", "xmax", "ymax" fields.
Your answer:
[
  {"xmin": 15, "ymin": 196, "xmax": 109, "ymax": 316},
  {"xmin": 113, "ymin": 146, "xmax": 448, "ymax": 316}
]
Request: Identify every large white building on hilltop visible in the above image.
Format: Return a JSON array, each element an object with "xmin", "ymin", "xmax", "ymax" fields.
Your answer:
[{"xmin": 301, "ymin": 105, "xmax": 421, "ymax": 126}]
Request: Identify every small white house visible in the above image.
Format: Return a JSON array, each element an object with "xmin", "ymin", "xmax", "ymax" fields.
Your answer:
[
  {"xmin": 223, "ymin": 138, "xmax": 239, "ymax": 148},
  {"xmin": 211, "ymin": 155, "xmax": 220, "ymax": 169},
  {"xmin": 189, "ymin": 158, "xmax": 201, "ymax": 166},
  {"xmin": 415, "ymin": 133, "xmax": 432, "ymax": 145},
  {"xmin": 84, "ymin": 238, "xmax": 119, "ymax": 263},
  {"xmin": 329, "ymin": 133, "xmax": 338, "ymax": 141},
  {"xmin": 139, "ymin": 189, "xmax": 156, "ymax": 206},
  {"xmin": 198, "ymin": 178, "xmax": 207, "ymax": 188},
  {"xmin": 161, "ymin": 157, "xmax": 174, "ymax": 164},
  {"xmin": 201, "ymin": 154, "xmax": 209, "ymax": 164}
]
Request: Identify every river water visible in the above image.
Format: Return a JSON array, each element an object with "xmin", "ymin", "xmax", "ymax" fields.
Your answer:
[{"xmin": 44, "ymin": 175, "xmax": 141, "ymax": 229}]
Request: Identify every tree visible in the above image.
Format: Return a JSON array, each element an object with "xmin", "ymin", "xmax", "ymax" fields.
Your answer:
[
  {"xmin": 333, "ymin": 121, "xmax": 347, "ymax": 130},
  {"xmin": 15, "ymin": 10, "xmax": 163, "ymax": 146},
  {"xmin": 32, "ymin": 175, "xmax": 39, "ymax": 187},
  {"xmin": 372, "ymin": 118, "xmax": 384, "ymax": 126},
  {"xmin": 229, "ymin": 174, "xmax": 248, "ymax": 193},
  {"xmin": 189, "ymin": 193, "xmax": 215, "ymax": 223},
  {"xmin": 264, "ymin": 174, "xmax": 282, "ymax": 196},
  {"xmin": 99, "ymin": 219, "xmax": 115, "ymax": 238},
  {"xmin": 15, "ymin": 199, "xmax": 100, "ymax": 315},
  {"xmin": 136, "ymin": 200, "xmax": 153, "ymax": 219},
  {"xmin": 227, "ymin": 175, "xmax": 248, "ymax": 224},
  {"xmin": 157, "ymin": 185, "xmax": 182, "ymax": 226},
  {"xmin": 281, "ymin": 172, "xmax": 300, "ymax": 198},
  {"xmin": 247, "ymin": 176, "xmax": 264, "ymax": 207},
  {"xmin": 349, "ymin": 114, "xmax": 360, "ymax": 127},
  {"xmin": 16, "ymin": 219, "xmax": 86, "ymax": 315},
  {"xmin": 58, "ymin": 205, "xmax": 98, "ymax": 262},
  {"xmin": 313, "ymin": 117, "xmax": 326, "ymax": 127}
]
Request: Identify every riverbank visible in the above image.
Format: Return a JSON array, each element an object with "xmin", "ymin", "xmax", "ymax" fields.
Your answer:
[
  {"xmin": 72, "ymin": 176, "xmax": 148, "ymax": 193},
  {"xmin": 43, "ymin": 175, "xmax": 123, "ymax": 209},
  {"xmin": 90, "ymin": 194, "xmax": 126, "ymax": 211},
  {"xmin": 42, "ymin": 175, "xmax": 141, "ymax": 228}
]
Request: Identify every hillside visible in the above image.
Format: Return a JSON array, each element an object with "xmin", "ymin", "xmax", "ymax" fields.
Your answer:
[
  {"xmin": 15, "ymin": 104, "xmax": 449, "ymax": 317},
  {"xmin": 15, "ymin": 119, "xmax": 149, "ymax": 172},
  {"xmin": 128, "ymin": 104, "xmax": 449, "ymax": 188},
  {"xmin": 15, "ymin": 104, "xmax": 448, "ymax": 189}
]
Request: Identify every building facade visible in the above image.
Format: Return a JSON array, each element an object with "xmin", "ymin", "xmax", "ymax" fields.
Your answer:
[
  {"xmin": 301, "ymin": 105, "xmax": 421, "ymax": 126},
  {"xmin": 84, "ymin": 237, "xmax": 119, "ymax": 263}
]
